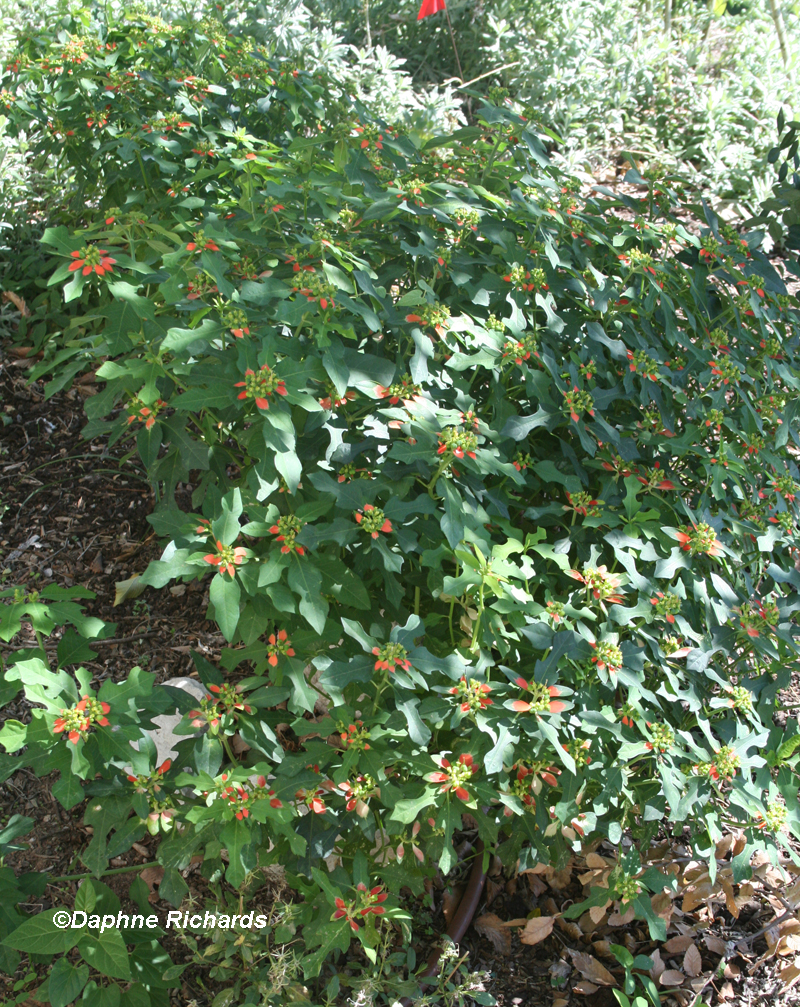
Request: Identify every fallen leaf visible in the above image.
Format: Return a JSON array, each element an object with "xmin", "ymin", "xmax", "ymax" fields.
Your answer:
[
  {"xmin": 723, "ymin": 962, "xmax": 740, "ymax": 979},
  {"xmin": 546, "ymin": 865, "xmax": 573, "ymax": 890},
  {"xmin": 473, "ymin": 913, "xmax": 511, "ymax": 955},
  {"xmin": 719, "ymin": 981, "xmax": 735, "ymax": 1000},
  {"xmin": 556, "ymin": 918, "xmax": 583, "ymax": 941},
  {"xmin": 140, "ymin": 865, "xmax": 164, "ymax": 899},
  {"xmin": 114, "ymin": 574, "xmax": 147, "ymax": 606},
  {"xmin": 779, "ymin": 961, "xmax": 800, "ymax": 989},
  {"xmin": 589, "ymin": 905, "xmax": 608, "ymax": 925},
  {"xmin": 649, "ymin": 948, "xmax": 665, "ymax": 981},
  {"xmin": 585, "ymin": 852, "xmax": 608, "ymax": 868},
  {"xmin": 569, "ymin": 951, "xmax": 616, "ymax": 986},
  {"xmin": 704, "ymin": 934, "xmax": 728, "ymax": 955},
  {"xmin": 519, "ymin": 915, "xmax": 555, "ymax": 946},
  {"xmin": 1, "ymin": 290, "xmax": 30, "ymax": 316},
  {"xmin": 573, "ymin": 982, "xmax": 598, "ymax": 995},
  {"xmin": 683, "ymin": 944, "xmax": 702, "ymax": 977},
  {"xmin": 608, "ymin": 904, "xmax": 636, "ymax": 926},
  {"xmin": 663, "ymin": 935, "xmax": 694, "ymax": 954},
  {"xmin": 682, "ymin": 879, "xmax": 717, "ymax": 913},
  {"xmin": 659, "ymin": 970, "xmax": 686, "ymax": 986}
]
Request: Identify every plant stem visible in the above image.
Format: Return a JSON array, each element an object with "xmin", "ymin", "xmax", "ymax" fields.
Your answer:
[{"xmin": 50, "ymin": 860, "xmax": 159, "ymax": 883}]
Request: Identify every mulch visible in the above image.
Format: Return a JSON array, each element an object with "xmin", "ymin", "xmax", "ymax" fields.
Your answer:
[{"xmin": 2, "ymin": 338, "xmax": 800, "ymax": 1007}]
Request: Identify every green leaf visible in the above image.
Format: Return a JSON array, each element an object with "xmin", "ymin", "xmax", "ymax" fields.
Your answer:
[
  {"xmin": 1, "ymin": 909, "xmax": 83, "ymax": 954},
  {"xmin": 209, "ymin": 574, "xmax": 241, "ymax": 643},
  {"xmin": 48, "ymin": 957, "xmax": 89, "ymax": 1007},
  {"xmin": 390, "ymin": 792, "xmax": 435, "ymax": 824},
  {"xmin": 79, "ymin": 928, "xmax": 132, "ymax": 981}
]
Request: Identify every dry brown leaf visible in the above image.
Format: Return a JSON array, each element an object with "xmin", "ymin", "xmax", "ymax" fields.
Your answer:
[
  {"xmin": 651, "ymin": 890, "xmax": 674, "ymax": 925},
  {"xmin": 556, "ymin": 918, "xmax": 583, "ymax": 941},
  {"xmin": 683, "ymin": 944, "xmax": 702, "ymax": 978},
  {"xmin": 779, "ymin": 961, "xmax": 800, "ymax": 989},
  {"xmin": 663, "ymin": 935, "xmax": 694, "ymax": 954},
  {"xmin": 592, "ymin": 941, "xmax": 614, "ymax": 959},
  {"xmin": 682, "ymin": 879, "xmax": 718, "ymax": 913},
  {"xmin": 546, "ymin": 865, "xmax": 573, "ymax": 890},
  {"xmin": 723, "ymin": 962, "xmax": 740, "ymax": 979},
  {"xmin": 568, "ymin": 951, "xmax": 616, "ymax": 986},
  {"xmin": 484, "ymin": 877, "xmax": 503, "ymax": 908},
  {"xmin": 649, "ymin": 948, "xmax": 665, "ymax": 981},
  {"xmin": 719, "ymin": 981, "xmax": 735, "ymax": 1000},
  {"xmin": 553, "ymin": 1000, "xmax": 569, "ymax": 1007},
  {"xmin": 473, "ymin": 914, "xmax": 511, "ymax": 955},
  {"xmin": 659, "ymin": 969, "xmax": 686, "ymax": 986},
  {"xmin": 573, "ymin": 982, "xmax": 598, "ymax": 995},
  {"xmin": 585, "ymin": 852, "xmax": 609, "ymax": 868},
  {"xmin": 778, "ymin": 933, "xmax": 800, "ymax": 956},
  {"xmin": 589, "ymin": 905, "xmax": 609, "ymax": 925},
  {"xmin": 526, "ymin": 872, "xmax": 548, "ymax": 897},
  {"xmin": 519, "ymin": 916, "xmax": 555, "ymax": 946},
  {"xmin": 720, "ymin": 879, "xmax": 739, "ymax": 919},
  {"xmin": 140, "ymin": 865, "xmax": 164, "ymax": 901},
  {"xmin": 714, "ymin": 833, "xmax": 735, "ymax": 859},
  {"xmin": 704, "ymin": 934, "xmax": 728, "ymax": 955},
  {"xmin": 608, "ymin": 904, "xmax": 636, "ymax": 926},
  {"xmin": 1, "ymin": 290, "xmax": 30, "ymax": 316}
]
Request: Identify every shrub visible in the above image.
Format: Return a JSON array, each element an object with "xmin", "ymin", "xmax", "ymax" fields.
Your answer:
[{"xmin": 2, "ymin": 6, "xmax": 800, "ymax": 1004}]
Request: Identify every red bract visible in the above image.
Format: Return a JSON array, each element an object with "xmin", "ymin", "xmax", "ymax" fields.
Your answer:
[
  {"xmin": 68, "ymin": 247, "xmax": 116, "ymax": 277},
  {"xmin": 511, "ymin": 678, "xmax": 565, "ymax": 715}
]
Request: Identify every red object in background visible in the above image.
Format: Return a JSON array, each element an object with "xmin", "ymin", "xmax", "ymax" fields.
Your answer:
[{"xmin": 417, "ymin": 0, "xmax": 446, "ymax": 18}]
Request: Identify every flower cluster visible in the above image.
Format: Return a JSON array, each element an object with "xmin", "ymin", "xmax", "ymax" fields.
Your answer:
[
  {"xmin": 510, "ymin": 677, "xmax": 564, "ymax": 715},
  {"xmin": 696, "ymin": 745, "xmax": 740, "ymax": 782},
  {"xmin": 337, "ymin": 774, "xmax": 379, "ymax": 817},
  {"xmin": 503, "ymin": 264, "xmax": 547, "ymax": 293},
  {"xmin": 187, "ymin": 683, "xmax": 253, "ymax": 731},
  {"xmin": 404, "ymin": 302, "xmax": 450, "ymax": 336},
  {"xmin": 437, "ymin": 426, "xmax": 478, "ymax": 461},
  {"xmin": 126, "ymin": 397, "xmax": 168, "ymax": 430},
  {"xmin": 375, "ymin": 374, "xmax": 422, "ymax": 406},
  {"xmin": 203, "ymin": 540, "xmax": 247, "ymax": 577},
  {"xmin": 589, "ymin": 640, "xmax": 623, "ymax": 675},
  {"xmin": 709, "ymin": 355, "xmax": 741, "ymax": 386},
  {"xmin": 372, "ymin": 642, "xmax": 411, "ymax": 673},
  {"xmin": 626, "ymin": 349, "xmax": 659, "ymax": 380},
  {"xmin": 69, "ymin": 246, "xmax": 116, "ymax": 277},
  {"xmin": 53, "ymin": 694, "xmax": 111, "ymax": 745},
  {"xmin": 234, "ymin": 365, "xmax": 287, "ymax": 410},
  {"xmin": 266, "ymin": 629, "xmax": 295, "ymax": 666},
  {"xmin": 563, "ymin": 491, "xmax": 603, "ymax": 518},
  {"xmin": 561, "ymin": 386, "xmax": 595, "ymax": 423},
  {"xmin": 333, "ymin": 884, "xmax": 388, "ymax": 932},
  {"xmin": 756, "ymin": 802, "xmax": 787, "ymax": 833},
  {"xmin": 502, "ymin": 333, "xmax": 539, "ymax": 365},
  {"xmin": 269, "ymin": 514, "xmax": 305, "ymax": 555},
  {"xmin": 735, "ymin": 599, "xmax": 779, "ymax": 638},
  {"xmin": 425, "ymin": 753, "xmax": 479, "ymax": 802},
  {"xmin": 568, "ymin": 565, "xmax": 623, "ymax": 604},
  {"xmin": 650, "ymin": 591, "xmax": 681, "ymax": 624},
  {"xmin": 645, "ymin": 723, "xmax": 674, "ymax": 753},
  {"xmin": 355, "ymin": 504, "xmax": 392, "ymax": 539},
  {"xmin": 675, "ymin": 522, "xmax": 723, "ymax": 557},
  {"xmin": 340, "ymin": 720, "xmax": 371, "ymax": 751},
  {"xmin": 291, "ymin": 269, "xmax": 337, "ymax": 311},
  {"xmin": 449, "ymin": 676, "xmax": 493, "ymax": 715},
  {"xmin": 185, "ymin": 230, "xmax": 219, "ymax": 253},
  {"xmin": 220, "ymin": 306, "xmax": 250, "ymax": 339}
]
